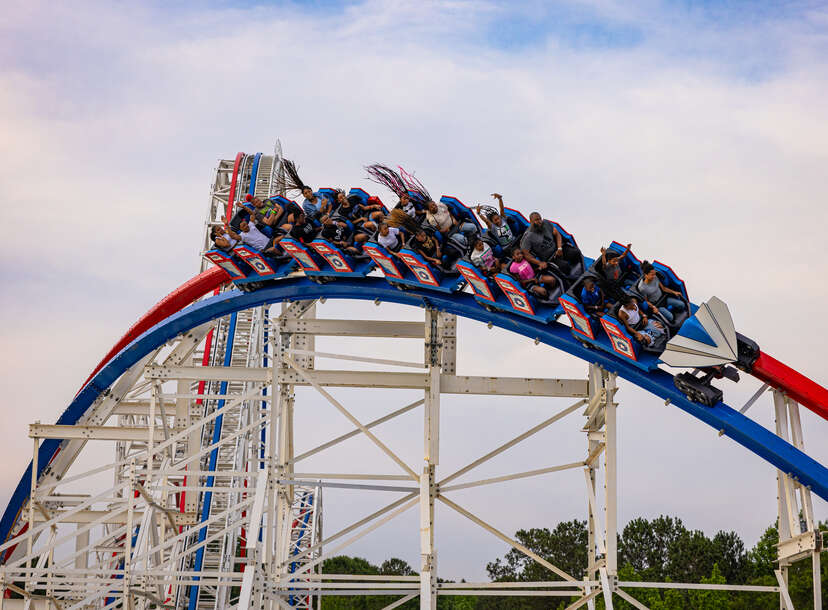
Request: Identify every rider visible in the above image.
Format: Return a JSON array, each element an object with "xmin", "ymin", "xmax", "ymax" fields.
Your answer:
[
  {"xmin": 301, "ymin": 186, "xmax": 332, "ymax": 221},
  {"xmin": 376, "ymin": 222, "xmax": 403, "ymax": 252},
  {"xmin": 520, "ymin": 212, "xmax": 581, "ymax": 276},
  {"xmin": 288, "ymin": 211, "xmax": 320, "ymax": 244},
  {"xmin": 636, "ymin": 261, "xmax": 686, "ymax": 324},
  {"xmin": 470, "ymin": 237, "xmax": 498, "ymax": 274},
  {"xmin": 508, "ymin": 248, "xmax": 559, "ymax": 300},
  {"xmin": 580, "ymin": 277, "xmax": 606, "ymax": 317},
  {"xmin": 598, "ymin": 243, "xmax": 632, "ymax": 302},
  {"xmin": 223, "ymin": 216, "xmax": 270, "ymax": 251},
  {"xmin": 411, "ymin": 229, "xmax": 442, "ymax": 267},
  {"xmin": 618, "ymin": 295, "xmax": 665, "ymax": 347},
  {"xmin": 476, "ymin": 193, "xmax": 516, "ymax": 251}
]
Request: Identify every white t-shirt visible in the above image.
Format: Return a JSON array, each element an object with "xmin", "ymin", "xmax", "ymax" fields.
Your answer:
[
  {"xmin": 242, "ymin": 223, "xmax": 270, "ymax": 250},
  {"xmin": 377, "ymin": 227, "xmax": 401, "ymax": 250},
  {"xmin": 426, "ymin": 202, "xmax": 452, "ymax": 232},
  {"xmin": 470, "ymin": 242, "xmax": 495, "ymax": 269},
  {"xmin": 215, "ymin": 234, "xmax": 238, "ymax": 251}
]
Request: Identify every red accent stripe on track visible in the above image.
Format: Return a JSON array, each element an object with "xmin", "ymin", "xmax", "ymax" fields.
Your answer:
[
  {"xmin": 752, "ymin": 351, "xmax": 828, "ymax": 421},
  {"xmin": 77, "ymin": 266, "xmax": 229, "ymax": 394}
]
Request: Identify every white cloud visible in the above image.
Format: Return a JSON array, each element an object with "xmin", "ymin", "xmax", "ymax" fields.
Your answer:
[{"xmin": 0, "ymin": 0, "xmax": 827, "ymax": 581}]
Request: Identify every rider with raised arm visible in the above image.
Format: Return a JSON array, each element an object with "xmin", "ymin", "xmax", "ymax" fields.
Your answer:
[
  {"xmin": 210, "ymin": 225, "xmax": 238, "ymax": 253},
  {"xmin": 599, "ymin": 243, "xmax": 632, "ymax": 302},
  {"xmin": 222, "ymin": 215, "xmax": 270, "ymax": 251},
  {"xmin": 476, "ymin": 193, "xmax": 515, "ymax": 250},
  {"xmin": 395, "ymin": 191, "xmax": 425, "ymax": 221}
]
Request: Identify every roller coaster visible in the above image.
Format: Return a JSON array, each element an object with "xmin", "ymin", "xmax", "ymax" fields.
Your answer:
[{"xmin": 0, "ymin": 145, "xmax": 824, "ymax": 609}]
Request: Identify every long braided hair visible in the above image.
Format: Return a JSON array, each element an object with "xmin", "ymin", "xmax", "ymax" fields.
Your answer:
[
  {"xmin": 365, "ymin": 164, "xmax": 407, "ymax": 198},
  {"xmin": 277, "ymin": 159, "xmax": 307, "ymax": 196},
  {"xmin": 397, "ymin": 166, "xmax": 431, "ymax": 204}
]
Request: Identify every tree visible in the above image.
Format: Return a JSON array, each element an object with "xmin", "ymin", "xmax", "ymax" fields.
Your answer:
[
  {"xmin": 619, "ymin": 516, "xmax": 687, "ymax": 581},
  {"xmin": 380, "ymin": 557, "xmax": 417, "ymax": 576},
  {"xmin": 486, "ymin": 520, "xmax": 588, "ymax": 583},
  {"xmin": 710, "ymin": 531, "xmax": 749, "ymax": 584},
  {"xmin": 687, "ymin": 563, "xmax": 731, "ymax": 609}
]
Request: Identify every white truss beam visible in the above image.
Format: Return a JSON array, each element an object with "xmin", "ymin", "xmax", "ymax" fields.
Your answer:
[{"xmin": 146, "ymin": 365, "xmax": 589, "ymax": 397}]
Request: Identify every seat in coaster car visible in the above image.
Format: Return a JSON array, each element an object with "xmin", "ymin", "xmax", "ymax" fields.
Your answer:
[
  {"xmin": 609, "ymin": 302, "xmax": 670, "ymax": 353},
  {"xmin": 439, "ymin": 238, "xmax": 466, "ymax": 275},
  {"xmin": 501, "ymin": 264, "xmax": 562, "ymax": 306},
  {"xmin": 566, "ymin": 272, "xmax": 602, "ymax": 305}
]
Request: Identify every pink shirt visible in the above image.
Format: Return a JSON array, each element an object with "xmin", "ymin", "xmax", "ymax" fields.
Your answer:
[{"xmin": 509, "ymin": 260, "xmax": 535, "ymax": 281}]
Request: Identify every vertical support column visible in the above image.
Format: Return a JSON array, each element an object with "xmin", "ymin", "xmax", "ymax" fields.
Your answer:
[
  {"xmin": 265, "ymin": 345, "xmax": 280, "ymax": 610},
  {"xmin": 124, "ymin": 459, "xmax": 136, "ymax": 609},
  {"xmin": 270, "ymin": 301, "xmax": 315, "ymax": 609},
  {"xmin": 786, "ymin": 398, "xmax": 816, "ymax": 530},
  {"xmin": 420, "ymin": 309, "xmax": 442, "ymax": 609},
  {"xmin": 584, "ymin": 365, "xmax": 602, "ymax": 610},
  {"xmin": 25, "ymin": 434, "xmax": 39, "ymax": 599},
  {"xmin": 773, "ymin": 389, "xmax": 791, "ymax": 610},
  {"xmin": 583, "ymin": 364, "xmax": 617, "ymax": 607},
  {"xmin": 782, "ymin": 395, "xmax": 822, "ymax": 610},
  {"xmin": 604, "ymin": 371, "xmax": 618, "ymax": 577},
  {"xmin": 773, "ymin": 391, "xmax": 796, "ymax": 542},
  {"xmin": 814, "ymin": 546, "xmax": 823, "ymax": 610},
  {"xmin": 75, "ymin": 528, "xmax": 90, "ymax": 571}
]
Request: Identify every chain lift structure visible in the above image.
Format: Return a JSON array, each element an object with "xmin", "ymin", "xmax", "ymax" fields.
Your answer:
[{"xmin": 0, "ymin": 144, "xmax": 824, "ymax": 609}]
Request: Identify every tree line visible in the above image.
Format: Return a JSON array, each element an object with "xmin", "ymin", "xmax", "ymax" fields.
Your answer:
[{"xmin": 319, "ymin": 515, "xmax": 827, "ymax": 609}]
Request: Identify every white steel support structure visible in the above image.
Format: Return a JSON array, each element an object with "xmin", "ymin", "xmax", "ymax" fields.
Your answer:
[
  {"xmin": 773, "ymin": 389, "xmax": 824, "ymax": 610},
  {"xmin": 0, "ymin": 308, "xmax": 794, "ymax": 608},
  {"xmin": 0, "ymin": 145, "xmax": 812, "ymax": 609},
  {"xmin": 582, "ymin": 363, "xmax": 618, "ymax": 609},
  {"xmin": 419, "ymin": 308, "xmax": 452, "ymax": 609}
]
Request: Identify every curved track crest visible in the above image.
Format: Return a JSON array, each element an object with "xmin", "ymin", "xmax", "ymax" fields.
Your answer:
[{"xmin": 3, "ymin": 276, "xmax": 827, "ymax": 545}]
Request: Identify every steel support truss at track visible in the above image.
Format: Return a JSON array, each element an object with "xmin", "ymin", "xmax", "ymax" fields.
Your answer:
[
  {"xmin": 0, "ymin": 147, "xmax": 823, "ymax": 609},
  {"xmin": 1, "ymin": 300, "xmax": 819, "ymax": 609}
]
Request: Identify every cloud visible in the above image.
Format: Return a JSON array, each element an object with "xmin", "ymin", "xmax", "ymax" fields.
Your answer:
[{"xmin": 0, "ymin": 0, "xmax": 827, "ymax": 581}]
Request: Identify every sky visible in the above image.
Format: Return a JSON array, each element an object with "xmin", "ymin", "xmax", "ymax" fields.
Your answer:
[{"xmin": 1, "ymin": 0, "xmax": 828, "ymax": 583}]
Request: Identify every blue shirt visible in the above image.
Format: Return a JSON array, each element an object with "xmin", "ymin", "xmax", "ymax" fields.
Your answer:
[
  {"xmin": 581, "ymin": 285, "xmax": 602, "ymax": 307},
  {"xmin": 302, "ymin": 193, "xmax": 328, "ymax": 219},
  {"xmin": 303, "ymin": 194, "xmax": 327, "ymax": 219}
]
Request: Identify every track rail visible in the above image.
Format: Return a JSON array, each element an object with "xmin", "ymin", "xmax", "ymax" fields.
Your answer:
[{"xmin": 2, "ymin": 276, "xmax": 827, "ymax": 550}]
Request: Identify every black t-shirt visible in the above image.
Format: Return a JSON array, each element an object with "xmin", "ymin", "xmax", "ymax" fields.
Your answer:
[
  {"xmin": 322, "ymin": 222, "xmax": 352, "ymax": 243},
  {"xmin": 334, "ymin": 203, "xmax": 358, "ymax": 220},
  {"xmin": 283, "ymin": 201, "xmax": 303, "ymax": 219},
  {"xmin": 416, "ymin": 236, "xmax": 438, "ymax": 258},
  {"xmin": 290, "ymin": 221, "xmax": 319, "ymax": 243}
]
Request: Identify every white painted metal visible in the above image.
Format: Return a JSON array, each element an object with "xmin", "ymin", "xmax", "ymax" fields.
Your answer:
[
  {"xmin": 772, "ymin": 389, "xmax": 823, "ymax": 610},
  {"xmin": 1, "ymin": 149, "xmax": 803, "ymax": 609},
  {"xmin": 661, "ymin": 296, "xmax": 739, "ymax": 367}
]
